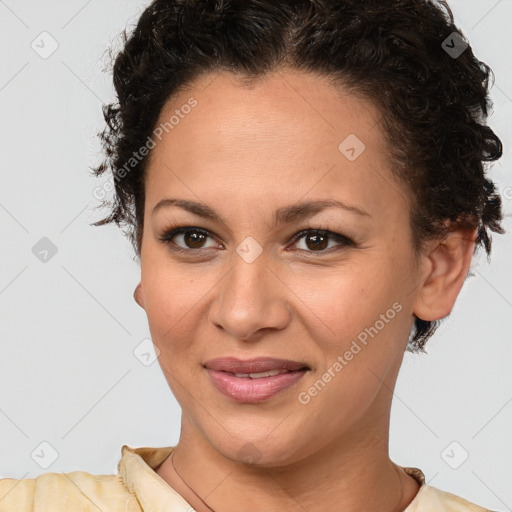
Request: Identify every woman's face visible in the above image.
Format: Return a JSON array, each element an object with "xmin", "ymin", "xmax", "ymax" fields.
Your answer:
[{"xmin": 137, "ymin": 69, "xmax": 425, "ymax": 465}]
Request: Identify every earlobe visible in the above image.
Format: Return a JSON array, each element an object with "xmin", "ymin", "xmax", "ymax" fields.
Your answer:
[
  {"xmin": 133, "ymin": 283, "xmax": 145, "ymax": 309},
  {"xmin": 412, "ymin": 226, "xmax": 477, "ymax": 322}
]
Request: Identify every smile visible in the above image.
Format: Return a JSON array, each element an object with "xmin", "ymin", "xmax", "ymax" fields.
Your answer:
[{"xmin": 204, "ymin": 357, "xmax": 310, "ymax": 403}]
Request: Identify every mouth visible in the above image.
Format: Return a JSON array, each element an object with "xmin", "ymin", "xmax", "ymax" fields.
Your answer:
[{"xmin": 203, "ymin": 357, "xmax": 310, "ymax": 403}]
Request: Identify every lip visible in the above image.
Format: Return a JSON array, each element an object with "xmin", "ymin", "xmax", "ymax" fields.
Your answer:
[{"xmin": 204, "ymin": 357, "xmax": 310, "ymax": 403}]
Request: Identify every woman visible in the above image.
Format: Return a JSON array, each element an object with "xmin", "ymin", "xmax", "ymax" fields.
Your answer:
[{"xmin": 0, "ymin": 0, "xmax": 505, "ymax": 510}]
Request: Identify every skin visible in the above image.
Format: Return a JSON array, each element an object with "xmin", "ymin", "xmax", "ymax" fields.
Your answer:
[{"xmin": 133, "ymin": 68, "xmax": 476, "ymax": 512}]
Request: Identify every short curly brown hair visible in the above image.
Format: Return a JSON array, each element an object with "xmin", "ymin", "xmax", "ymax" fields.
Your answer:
[{"xmin": 91, "ymin": 0, "xmax": 505, "ymax": 352}]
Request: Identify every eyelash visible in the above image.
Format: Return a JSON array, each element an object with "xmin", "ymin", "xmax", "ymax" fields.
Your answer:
[{"xmin": 157, "ymin": 224, "xmax": 355, "ymax": 256}]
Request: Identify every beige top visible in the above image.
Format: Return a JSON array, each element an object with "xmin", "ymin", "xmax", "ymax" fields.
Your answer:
[{"xmin": 0, "ymin": 445, "xmax": 495, "ymax": 511}]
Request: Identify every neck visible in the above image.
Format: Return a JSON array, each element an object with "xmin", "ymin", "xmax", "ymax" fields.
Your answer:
[{"xmin": 156, "ymin": 413, "xmax": 420, "ymax": 512}]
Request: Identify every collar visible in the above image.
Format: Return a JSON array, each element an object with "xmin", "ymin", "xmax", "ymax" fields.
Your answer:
[{"xmin": 118, "ymin": 445, "xmax": 190, "ymax": 511}]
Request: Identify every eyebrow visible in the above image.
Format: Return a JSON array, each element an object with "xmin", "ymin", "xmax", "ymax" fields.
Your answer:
[{"xmin": 152, "ymin": 198, "xmax": 371, "ymax": 225}]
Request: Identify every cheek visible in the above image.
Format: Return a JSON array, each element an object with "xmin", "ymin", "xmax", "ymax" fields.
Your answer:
[
  {"xmin": 140, "ymin": 256, "xmax": 224, "ymax": 368},
  {"xmin": 300, "ymin": 263, "xmax": 393, "ymax": 335},
  {"xmin": 306, "ymin": 261, "xmax": 407, "ymax": 380},
  {"xmin": 140, "ymin": 260, "xmax": 197, "ymax": 341}
]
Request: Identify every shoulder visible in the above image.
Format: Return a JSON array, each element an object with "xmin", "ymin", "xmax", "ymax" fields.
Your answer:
[
  {"xmin": 406, "ymin": 484, "xmax": 498, "ymax": 512},
  {"xmin": 0, "ymin": 471, "xmax": 141, "ymax": 511}
]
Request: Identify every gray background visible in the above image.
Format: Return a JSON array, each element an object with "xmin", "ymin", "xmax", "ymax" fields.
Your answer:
[{"xmin": 0, "ymin": 0, "xmax": 510, "ymax": 510}]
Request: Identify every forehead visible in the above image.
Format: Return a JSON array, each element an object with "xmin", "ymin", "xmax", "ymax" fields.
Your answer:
[
  {"xmin": 145, "ymin": 69, "xmax": 409, "ymax": 222},
  {"xmin": 154, "ymin": 68, "xmax": 382, "ymax": 151}
]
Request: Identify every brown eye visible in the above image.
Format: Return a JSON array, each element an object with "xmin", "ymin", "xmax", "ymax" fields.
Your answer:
[
  {"xmin": 159, "ymin": 227, "xmax": 219, "ymax": 252},
  {"xmin": 181, "ymin": 230, "xmax": 208, "ymax": 249},
  {"xmin": 290, "ymin": 229, "xmax": 354, "ymax": 253},
  {"xmin": 303, "ymin": 233, "xmax": 329, "ymax": 251}
]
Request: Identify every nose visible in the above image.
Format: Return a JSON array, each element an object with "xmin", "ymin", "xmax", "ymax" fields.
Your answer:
[{"xmin": 207, "ymin": 252, "xmax": 292, "ymax": 343}]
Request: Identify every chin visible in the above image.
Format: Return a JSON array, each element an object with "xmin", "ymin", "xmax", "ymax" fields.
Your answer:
[{"xmin": 203, "ymin": 426, "xmax": 313, "ymax": 468}]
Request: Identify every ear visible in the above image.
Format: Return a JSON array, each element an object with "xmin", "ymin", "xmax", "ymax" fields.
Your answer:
[
  {"xmin": 412, "ymin": 225, "xmax": 477, "ymax": 322},
  {"xmin": 133, "ymin": 282, "xmax": 145, "ymax": 309}
]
